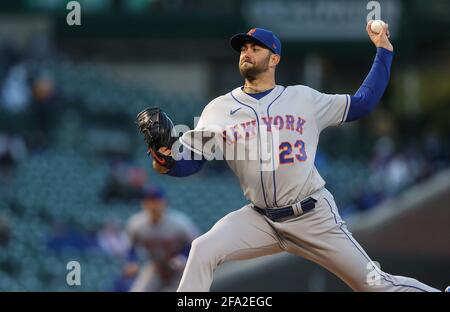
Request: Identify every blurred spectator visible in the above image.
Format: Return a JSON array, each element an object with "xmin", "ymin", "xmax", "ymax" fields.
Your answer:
[
  {"xmin": 30, "ymin": 72, "xmax": 58, "ymax": 133},
  {"xmin": 370, "ymin": 136, "xmax": 395, "ymax": 170},
  {"xmin": 384, "ymin": 153, "xmax": 411, "ymax": 195},
  {"xmin": 47, "ymin": 221, "xmax": 98, "ymax": 253},
  {"xmin": 423, "ymin": 132, "xmax": 448, "ymax": 173},
  {"xmin": 102, "ymin": 162, "xmax": 148, "ymax": 202},
  {"xmin": 0, "ymin": 62, "xmax": 31, "ymax": 113},
  {"xmin": 119, "ymin": 185, "xmax": 199, "ymax": 292},
  {"xmin": 0, "ymin": 134, "xmax": 27, "ymax": 166},
  {"xmin": 0, "ymin": 133, "xmax": 27, "ymax": 183},
  {"xmin": 0, "ymin": 215, "xmax": 11, "ymax": 246},
  {"xmin": 97, "ymin": 218, "xmax": 129, "ymax": 258}
]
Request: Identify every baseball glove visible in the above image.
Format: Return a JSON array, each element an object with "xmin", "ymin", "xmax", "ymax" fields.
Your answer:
[{"xmin": 136, "ymin": 107, "xmax": 177, "ymax": 169}]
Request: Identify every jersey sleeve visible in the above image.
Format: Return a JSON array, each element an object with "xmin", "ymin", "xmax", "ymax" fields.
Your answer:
[
  {"xmin": 193, "ymin": 101, "xmax": 215, "ymax": 131},
  {"xmin": 179, "ymin": 99, "xmax": 223, "ymax": 159},
  {"xmin": 309, "ymin": 87, "xmax": 350, "ymax": 131},
  {"xmin": 125, "ymin": 214, "xmax": 141, "ymax": 245}
]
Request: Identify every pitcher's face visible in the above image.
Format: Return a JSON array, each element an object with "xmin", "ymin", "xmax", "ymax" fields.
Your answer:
[{"xmin": 239, "ymin": 42, "xmax": 272, "ymax": 80}]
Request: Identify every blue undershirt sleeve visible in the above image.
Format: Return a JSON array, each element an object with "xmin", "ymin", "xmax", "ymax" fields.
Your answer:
[
  {"xmin": 346, "ymin": 47, "xmax": 394, "ymax": 122},
  {"xmin": 167, "ymin": 147, "xmax": 206, "ymax": 177}
]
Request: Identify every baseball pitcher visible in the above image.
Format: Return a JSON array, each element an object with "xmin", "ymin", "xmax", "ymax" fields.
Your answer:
[{"xmin": 136, "ymin": 21, "xmax": 444, "ymax": 292}]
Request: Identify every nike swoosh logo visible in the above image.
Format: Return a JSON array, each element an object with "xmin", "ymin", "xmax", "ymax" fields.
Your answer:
[{"xmin": 230, "ymin": 108, "xmax": 242, "ymax": 115}]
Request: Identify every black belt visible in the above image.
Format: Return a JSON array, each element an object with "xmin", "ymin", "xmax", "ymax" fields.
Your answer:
[{"xmin": 253, "ymin": 197, "xmax": 317, "ymax": 222}]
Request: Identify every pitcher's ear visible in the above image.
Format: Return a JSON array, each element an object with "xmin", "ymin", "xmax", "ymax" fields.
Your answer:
[{"xmin": 271, "ymin": 53, "xmax": 281, "ymax": 66}]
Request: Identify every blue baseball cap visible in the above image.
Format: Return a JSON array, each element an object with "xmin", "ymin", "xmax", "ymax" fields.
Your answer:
[
  {"xmin": 141, "ymin": 185, "xmax": 165, "ymax": 200},
  {"xmin": 230, "ymin": 28, "xmax": 282, "ymax": 55}
]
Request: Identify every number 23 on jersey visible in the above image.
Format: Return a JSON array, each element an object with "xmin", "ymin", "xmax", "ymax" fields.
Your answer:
[{"xmin": 279, "ymin": 140, "xmax": 307, "ymax": 164}]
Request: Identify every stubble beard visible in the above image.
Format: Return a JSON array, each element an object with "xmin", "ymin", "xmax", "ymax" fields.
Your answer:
[{"xmin": 239, "ymin": 55, "xmax": 270, "ymax": 81}]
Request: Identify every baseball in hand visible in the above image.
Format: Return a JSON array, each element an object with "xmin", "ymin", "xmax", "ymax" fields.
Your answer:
[{"xmin": 370, "ymin": 20, "xmax": 386, "ymax": 34}]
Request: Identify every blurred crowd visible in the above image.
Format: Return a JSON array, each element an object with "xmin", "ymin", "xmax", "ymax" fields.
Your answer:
[
  {"xmin": 28, "ymin": 0, "xmax": 241, "ymax": 14},
  {"xmin": 0, "ymin": 36, "xmax": 60, "ymax": 179},
  {"xmin": 330, "ymin": 133, "xmax": 449, "ymax": 215}
]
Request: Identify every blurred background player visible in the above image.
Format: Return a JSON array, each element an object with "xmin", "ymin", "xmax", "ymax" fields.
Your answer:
[{"xmin": 123, "ymin": 185, "xmax": 199, "ymax": 292}]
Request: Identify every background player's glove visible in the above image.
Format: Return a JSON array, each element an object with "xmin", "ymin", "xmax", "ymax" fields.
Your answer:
[{"xmin": 136, "ymin": 107, "xmax": 177, "ymax": 169}]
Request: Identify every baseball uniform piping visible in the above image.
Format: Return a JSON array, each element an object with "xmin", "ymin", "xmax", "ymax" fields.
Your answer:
[
  {"xmin": 324, "ymin": 197, "xmax": 429, "ymax": 292},
  {"xmin": 230, "ymin": 91, "xmax": 270, "ymax": 209},
  {"xmin": 266, "ymin": 86, "xmax": 287, "ymax": 208}
]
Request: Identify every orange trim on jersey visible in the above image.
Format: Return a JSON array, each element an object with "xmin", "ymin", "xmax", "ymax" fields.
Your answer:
[
  {"xmin": 285, "ymin": 115, "xmax": 295, "ymax": 131},
  {"xmin": 294, "ymin": 139, "xmax": 307, "ymax": 162},
  {"xmin": 296, "ymin": 117, "xmax": 306, "ymax": 134},
  {"xmin": 273, "ymin": 115, "xmax": 284, "ymax": 130}
]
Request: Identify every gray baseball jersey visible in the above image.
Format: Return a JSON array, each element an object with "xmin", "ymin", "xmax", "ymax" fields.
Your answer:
[
  {"xmin": 177, "ymin": 86, "xmax": 437, "ymax": 291},
  {"xmin": 126, "ymin": 209, "xmax": 199, "ymax": 291},
  {"xmin": 180, "ymin": 85, "xmax": 350, "ymax": 208},
  {"xmin": 126, "ymin": 210, "xmax": 199, "ymax": 261},
  {"xmin": 176, "ymin": 85, "xmax": 439, "ymax": 293}
]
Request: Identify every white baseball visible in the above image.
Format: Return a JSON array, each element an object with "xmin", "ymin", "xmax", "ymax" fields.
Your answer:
[{"xmin": 370, "ymin": 20, "xmax": 386, "ymax": 34}]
